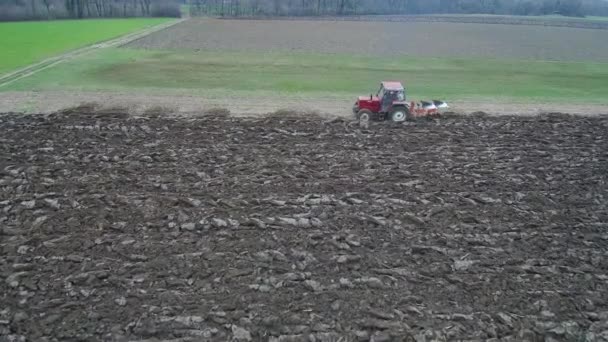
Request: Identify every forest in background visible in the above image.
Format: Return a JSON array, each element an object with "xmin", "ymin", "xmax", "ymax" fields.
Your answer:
[
  {"xmin": 189, "ymin": 0, "xmax": 608, "ymax": 17},
  {"xmin": 0, "ymin": 0, "xmax": 180, "ymax": 20},
  {"xmin": 2, "ymin": 0, "xmax": 608, "ymax": 21}
]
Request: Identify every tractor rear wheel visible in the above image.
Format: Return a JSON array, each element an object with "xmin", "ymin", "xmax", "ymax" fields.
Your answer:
[
  {"xmin": 390, "ymin": 107, "xmax": 408, "ymax": 122},
  {"xmin": 357, "ymin": 109, "xmax": 372, "ymax": 122}
]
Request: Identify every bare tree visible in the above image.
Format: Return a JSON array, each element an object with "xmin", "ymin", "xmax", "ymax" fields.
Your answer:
[
  {"xmin": 2, "ymin": 0, "xmax": 607, "ymax": 21},
  {"xmin": 41, "ymin": 0, "xmax": 51, "ymax": 17}
]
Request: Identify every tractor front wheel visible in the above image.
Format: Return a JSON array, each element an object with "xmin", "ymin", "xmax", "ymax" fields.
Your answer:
[
  {"xmin": 390, "ymin": 108, "xmax": 408, "ymax": 122},
  {"xmin": 357, "ymin": 109, "xmax": 372, "ymax": 122}
]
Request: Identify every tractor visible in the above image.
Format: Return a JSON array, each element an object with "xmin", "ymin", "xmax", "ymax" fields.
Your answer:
[{"xmin": 353, "ymin": 81, "xmax": 447, "ymax": 122}]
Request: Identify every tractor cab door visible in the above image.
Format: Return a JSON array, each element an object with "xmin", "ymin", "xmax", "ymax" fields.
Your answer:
[
  {"xmin": 378, "ymin": 86, "xmax": 393, "ymax": 113},
  {"xmin": 383, "ymin": 91, "xmax": 401, "ymax": 113},
  {"xmin": 378, "ymin": 84, "xmax": 406, "ymax": 113}
]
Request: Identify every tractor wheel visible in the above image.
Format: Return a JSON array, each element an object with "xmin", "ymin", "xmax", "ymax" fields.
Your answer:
[
  {"xmin": 357, "ymin": 109, "xmax": 372, "ymax": 122},
  {"xmin": 390, "ymin": 107, "xmax": 408, "ymax": 122}
]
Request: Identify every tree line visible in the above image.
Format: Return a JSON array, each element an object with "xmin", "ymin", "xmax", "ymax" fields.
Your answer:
[
  {"xmin": 3, "ymin": 0, "xmax": 607, "ymax": 21},
  {"xmin": 189, "ymin": 0, "xmax": 608, "ymax": 17},
  {"xmin": 0, "ymin": 0, "xmax": 180, "ymax": 21}
]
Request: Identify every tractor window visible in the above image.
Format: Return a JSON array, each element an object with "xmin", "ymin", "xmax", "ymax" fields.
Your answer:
[
  {"xmin": 377, "ymin": 87, "xmax": 385, "ymax": 98},
  {"xmin": 397, "ymin": 91, "xmax": 405, "ymax": 101}
]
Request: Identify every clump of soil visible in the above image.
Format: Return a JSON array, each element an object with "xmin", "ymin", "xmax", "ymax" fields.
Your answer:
[{"xmin": 1, "ymin": 112, "xmax": 607, "ymax": 341}]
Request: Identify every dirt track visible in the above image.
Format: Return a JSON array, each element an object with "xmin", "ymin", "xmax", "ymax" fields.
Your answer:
[
  {"xmin": 2, "ymin": 90, "xmax": 608, "ymax": 117},
  {"xmin": 1, "ymin": 110, "xmax": 608, "ymax": 341}
]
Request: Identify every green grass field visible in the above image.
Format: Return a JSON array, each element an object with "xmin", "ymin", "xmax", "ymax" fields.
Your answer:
[
  {"xmin": 586, "ymin": 16, "xmax": 608, "ymax": 21},
  {"xmin": 5, "ymin": 48, "xmax": 608, "ymax": 104},
  {"xmin": 522, "ymin": 14, "xmax": 608, "ymax": 21},
  {"xmin": 0, "ymin": 18, "xmax": 171, "ymax": 75}
]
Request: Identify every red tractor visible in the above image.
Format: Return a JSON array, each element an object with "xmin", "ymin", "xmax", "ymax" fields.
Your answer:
[{"xmin": 353, "ymin": 81, "xmax": 447, "ymax": 122}]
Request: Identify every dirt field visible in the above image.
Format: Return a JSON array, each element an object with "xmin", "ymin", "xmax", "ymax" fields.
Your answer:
[
  {"xmin": 234, "ymin": 15, "xmax": 608, "ymax": 30},
  {"xmin": 127, "ymin": 18, "xmax": 608, "ymax": 62},
  {"xmin": 1, "ymin": 110, "xmax": 608, "ymax": 341}
]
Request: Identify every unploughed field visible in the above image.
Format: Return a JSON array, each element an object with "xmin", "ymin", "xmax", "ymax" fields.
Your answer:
[
  {"xmin": 7, "ymin": 48, "xmax": 608, "ymax": 105},
  {"xmin": 1, "ymin": 111, "xmax": 607, "ymax": 341},
  {"xmin": 128, "ymin": 19, "xmax": 608, "ymax": 61},
  {"xmin": 424, "ymin": 14, "xmax": 608, "ymax": 22},
  {"xmin": 0, "ymin": 18, "xmax": 170, "ymax": 76},
  {"xmin": 258, "ymin": 14, "xmax": 608, "ymax": 29},
  {"xmin": 4, "ymin": 18, "xmax": 608, "ymax": 110}
]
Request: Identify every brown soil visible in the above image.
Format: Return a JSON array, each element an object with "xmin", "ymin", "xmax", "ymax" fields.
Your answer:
[
  {"xmin": 1, "ymin": 110, "xmax": 608, "ymax": 341},
  {"xmin": 229, "ymin": 14, "xmax": 608, "ymax": 30},
  {"xmin": 126, "ymin": 18, "xmax": 608, "ymax": 62}
]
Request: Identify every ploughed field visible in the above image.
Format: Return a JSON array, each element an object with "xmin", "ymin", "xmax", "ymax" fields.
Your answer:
[
  {"xmin": 127, "ymin": 18, "xmax": 608, "ymax": 62},
  {"xmin": 1, "ymin": 111, "xmax": 608, "ymax": 341}
]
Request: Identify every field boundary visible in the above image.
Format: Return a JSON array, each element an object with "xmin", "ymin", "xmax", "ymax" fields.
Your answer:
[
  {"xmin": 0, "ymin": 18, "xmax": 186, "ymax": 89},
  {"xmin": 2, "ymin": 90, "xmax": 608, "ymax": 117},
  {"xmin": 218, "ymin": 14, "xmax": 608, "ymax": 30}
]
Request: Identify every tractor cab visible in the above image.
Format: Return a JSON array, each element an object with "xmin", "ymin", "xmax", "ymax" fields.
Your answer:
[
  {"xmin": 377, "ymin": 82, "xmax": 406, "ymax": 112},
  {"xmin": 354, "ymin": 81, "xmax": 410, "ymax": 122},
  {"xmin": 378, "ymin": 82, "xmax": 405, "ymax": 103}
]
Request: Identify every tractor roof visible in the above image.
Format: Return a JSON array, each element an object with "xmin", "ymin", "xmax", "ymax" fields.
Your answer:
[{"xmin": 381, "ymin": 81, "xmax": 404, "ymax": 91}]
